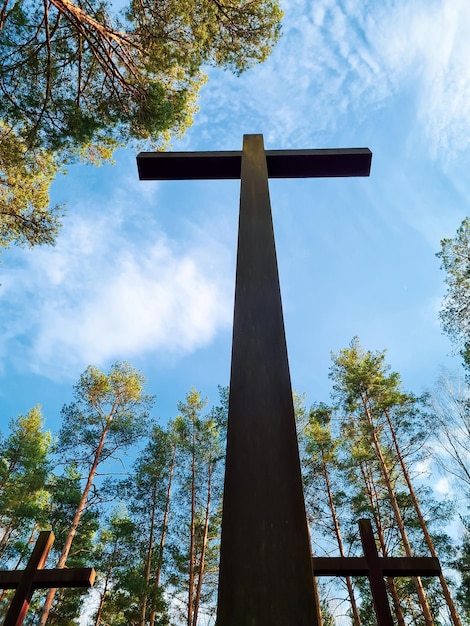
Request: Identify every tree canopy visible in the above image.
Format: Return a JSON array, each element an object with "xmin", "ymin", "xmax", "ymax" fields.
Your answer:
[
  {"xmin": 437, "ymin": 217, "xmax": 470, "ymax": 370},
  {"xmin": 0, "ymin": 124, "xmax": 63, "ymax": 249},
  {"xmin": 0, "ymin": 0, "xmax": 282, "ymax": 153},
  {"xmin": 0, "ymin": 0, "xmax": 283, "ymax": 252}
]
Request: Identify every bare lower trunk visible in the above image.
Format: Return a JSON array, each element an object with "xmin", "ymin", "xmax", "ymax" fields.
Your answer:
[
  {"xmin": 140, "ymin": 481, "xmax": 158, "ymax": 626},
  {"xmin": 359, "ymin": 461, "xmax": 406, "ymax": 626},
  {"xmin": 362, "ymin": 397, "xmax": 434, "ymax": 626},
  {"xmin": 149, "ymin": 444, "xmax": 176, "ymax": 626},
  {"xmin": 384, "ymin": 409, "xmax": 462, "ymax": 626},
  {"xmin": 38, "ymin": 421, "xmax": 110, "ymax": 626},
  {"xmin": 192, "ymin": 460, "xmax": 213, "ymax": 626},
  {"xmin": 0, "ymin": 0, "xmax": 10, "ymax": 35},
  {"xmin": 313, "ymin": 577, "xmax": 323, "ymax": 626},
  {"xmin": 321, "ymin": 452, "xmax": 361, "ymax": 626},
  {"xmin": 0, "ymin": 523, "xmax": 16, "ymax": 558},
  {"xmin": 94, "ymin": 543, "xmax": 117, "ymax": 626},
  {"xmin": 187, "ymin": 439, "xmax": 196, "ymax": 626}
]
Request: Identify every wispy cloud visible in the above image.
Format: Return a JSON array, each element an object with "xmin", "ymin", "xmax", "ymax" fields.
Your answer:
[
  {"xmin": 189, "ymin": 0, "xmax": 470, "ymax": 157},
  {"xmin": 0, "ymin": 185, "xmax": 234, "ymax": 380},
  {"xmin": 368, "ymin": 0, "xmax": 470, "ymax": 156}
]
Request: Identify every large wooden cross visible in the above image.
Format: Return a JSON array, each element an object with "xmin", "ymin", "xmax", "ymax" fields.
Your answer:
[
  {"xmin": 313, "ymin": 519, "xmax": 441, "ymax": 625},
  {"xmin": 138, "ymin": 134, "xmax": 371, "ymax": 626},
  {"xmin": 0, "ymin": 531, "xmax": 95, "ymax": 626}
]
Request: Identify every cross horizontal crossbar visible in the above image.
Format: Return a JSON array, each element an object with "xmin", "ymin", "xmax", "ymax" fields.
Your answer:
[
  {"xmin": 0, "ymin": 568, "xmax": 95, "ymax": 589},
  {"xmin": 137, "ymin": 148, "xmax": 372, "ymax": 180},
  {"xmin": 312, "ymin": 556, "xmax": 441, "ymax": 577}
]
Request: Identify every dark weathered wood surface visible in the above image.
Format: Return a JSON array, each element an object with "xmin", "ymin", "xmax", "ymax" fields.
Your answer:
[
  {"xmin": 215, "ymin": 135, "xmax": 320, "ymax": 626},
  {"xmin": 137, "ymin": 147, "xmax": 372, "ymax": 180}
]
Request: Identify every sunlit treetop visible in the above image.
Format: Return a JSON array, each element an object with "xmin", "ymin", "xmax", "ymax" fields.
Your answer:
[
  {"xmin": 0, "ymin": 0, "xmax": 283, "ymax": 154},
  {"xmin": 0, "ymin": 123, "xmax": 63, "ymax": 249}
]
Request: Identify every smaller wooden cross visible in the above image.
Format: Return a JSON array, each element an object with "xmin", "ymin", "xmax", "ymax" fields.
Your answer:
[
  {"xmin": 313, "ymin": 519, "xmax": 441, "ymax": 626},
  {"xmin": 0, "ymin": 531, "xmax": 95, "ymax": 626}
]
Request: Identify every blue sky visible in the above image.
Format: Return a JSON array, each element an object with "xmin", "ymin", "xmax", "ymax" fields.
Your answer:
[{"xmin": 1, "ymin": 0, "xmax": 470, "ymax": 442}]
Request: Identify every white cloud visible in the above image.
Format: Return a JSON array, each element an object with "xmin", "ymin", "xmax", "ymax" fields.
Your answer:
[
  {"xmin": 0, "ymin": 195, "xmax": 233, "ymax": 380},
  {"xmin": 3, "ymin": 0, "xmax": 469, "ymax": 384},
  {"xmin": 434, "ymin": 476, "xmax": 452, "ymax": 496}
]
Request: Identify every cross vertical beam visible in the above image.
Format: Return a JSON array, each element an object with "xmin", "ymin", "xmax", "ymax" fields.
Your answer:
[
  {"xmin": 359, "ymin": 519, "xmax": 395, "ymax": 626},
  {"xmin": 216, "ymin": 135, "xmax": 319, "ymax": 626}
]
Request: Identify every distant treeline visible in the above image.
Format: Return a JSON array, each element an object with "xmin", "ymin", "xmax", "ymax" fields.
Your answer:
[{"xmin": 1, "ymin": 337, "xmax": 470, "ymax": 625}]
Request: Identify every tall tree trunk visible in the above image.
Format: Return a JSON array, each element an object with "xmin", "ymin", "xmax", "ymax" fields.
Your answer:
[
  {"xmin": 93, "ymin": 563, "xmax": 111, "ymax": 626},
  {"xmin": 0, "ymin": 523, "xmax": 16, "ymax": 557},
  {"xmin": 140, "ymin": 480, "xmax": 158, "ymax": 626},
  {"xmin": 0, "ymin": 0, "xmax": 9, "ymax": 37},
  {"xmin": 321, "ymin": 451, "xmax": 361, "ymax": 626},
  {"xmin": 361, "ymin": 396, "xmax": 434, "ymax": 626},
  {"xmin": 359, "ymin": 461, "xmax": 406, "ymax": 626},
  {"xmin": 94, "ymin": 536, "xmax": 119, "ymax": 626},
  {"xmin": 384, "ymin": 409, "xmax": 462, "ymax": 626},
  {"xmin": 192, "ymin": 459, "xmax": 213, "ymax": 626},
  {"xmin": 38, "ymin": 418, "xmax": 111, "ymax": 626},
  {"xmin": 187, "ymin": 436, "xmax": 196, "ymax": 626},
  {"xmin": 149, "ymin": 443, "xmax": 176, "ymax": 626}
]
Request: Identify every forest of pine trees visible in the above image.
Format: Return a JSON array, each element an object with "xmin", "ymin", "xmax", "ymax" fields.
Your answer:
[
  {"xmin": 0, "ymin": 0, "xmax": 467, "ymax": 620},
  {"xmin": 1, "ymin": 346, "xmax": 470, "ymax": 625},
  {"xmin": 3, "ymin": 218, "xmax": 470, "ymax": 624}
]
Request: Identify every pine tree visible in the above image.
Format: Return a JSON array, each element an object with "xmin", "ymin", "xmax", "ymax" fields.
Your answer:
[
  {"xmin": 330, "ymin": 339, "xmax": 459, "ymax": 625},
  {"xmin": 32, "ymin": 464, "xmax": 101, "ymax": 626},
  {"xmin": 0, "ymin": 406, "xmax": 52, "ymax": 562},
  {"xmin": 37, "ymin": 361, "xmax": 153, "ymax": 625},
  {"xmin": 456, "ymin": 523, "xmax": 470, "ymax": 623},
  {"xmin": 0, "ymin": 124, "xmax": 63, "ymax": 251},
  {"xmin": 301, "ymin": 403, "xmax": 361, "ymax": 626},
  {"xmin": 0, "ymin": 0, "xmax": 282, "ymax": 154},
  {"xmin": 104, "ymin": 425, "xmax": 176, "ymax": 626},
  {"xmin": 339, "ymin": 410, "xmax": 408, "ymax": 626},
  {"xmin": 0, "ymin": 0, "xmax": 282, "ymax": 252},
  {"xmin": 168, "ymin": 389, "xmax": 225, "ymax": 626},
  {"xmin": 437, "ymin": 218, "xmax": 470, "ymax": 372},
  {"xmin": 0, "ymin": 405, "xmax": 51, "ymax": 621},
  {"xmin": 134, "ymin": 426, "xmax": 176, "ymax": 626},
  {"xmin": 91, "ymin": 509, "xmax": 141, "ymax": 626}
]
